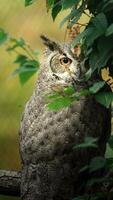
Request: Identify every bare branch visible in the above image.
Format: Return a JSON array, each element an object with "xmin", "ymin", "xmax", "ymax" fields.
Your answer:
[{"xmin": 0, "ymin": 170, "xmax": 21, "ymax": 196}]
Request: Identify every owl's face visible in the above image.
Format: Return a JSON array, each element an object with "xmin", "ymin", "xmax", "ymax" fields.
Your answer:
[{"xmin": 41, "ymin": 35, "xmax": 80, "ymax": 87}]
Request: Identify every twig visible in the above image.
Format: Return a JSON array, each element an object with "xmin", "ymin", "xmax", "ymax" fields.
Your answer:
[{"xmin": 83, "ymin": 10, "xmax": 91, "ymax": 18}]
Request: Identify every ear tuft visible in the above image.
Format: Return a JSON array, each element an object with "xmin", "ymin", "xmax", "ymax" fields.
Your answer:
[
  {"xmin": 40, "ymin": 35, "xmax": 58, "ymax": 51},
  {"xmin": 40, "ymin": 35, "xmax": 63, "ymax": 53}
]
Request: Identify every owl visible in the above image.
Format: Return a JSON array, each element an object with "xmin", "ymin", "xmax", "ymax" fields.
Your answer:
[{"xmin": 19, "ymin": 36, "xmax": 111, "ymax": 200}]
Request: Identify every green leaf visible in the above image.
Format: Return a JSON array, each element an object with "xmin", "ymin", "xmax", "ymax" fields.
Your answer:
[
  {"xmin": 85, "ymin": 26, "xmax": 101, "ymax": 47},
  {"xmin": 75, "ymin": 89, "xmax": 91, "ymax": 98},
  {"xmin": 89, "ymin": 51, "xmax": 99, "ymax": 72},
  {"xmin": 19, "ymin": 69, "xmax": 37, "ymax": 85},
  {"xmin": 60, "ymin": 11, "xmax": 72, "ymax": 28},
  {"xmin": 12, "ymin": 59, "xmax": 39, "ymax": 84},
  {"xmin": 46, "ymin": 0, "xmax": 54, "ymax": 10},
  {"xmin": 62, "ymin": 0, "xmax": 79, "ymax": 10},
  {"xmin": 89, "ymin": 157, "xmax": 106, "ymax": 173},
  {"xmin": 11, "ymin": 38, "xmax": 25, "ymax": 47},
  {"xmin": 79, "ymin": 165, "xmax": 89, "ymax": 173},
  {"xmin": 98, "ymin": 36, "xmax": 113, "ymax": 56},
  {"xmin": 87, "ymin": 0, "xmax": 102, "ymax": 14},
  {"xmin": 106, "ymin": 23, "xmax": 113, "ymax": 36},
  {"xmin": 7, "ymin": 44, "xmax": 18, "ymax": 52},
  {"xmin": 71, "ymin": 26, "xmax": 95, "ymax": 48},
  {"xmin": 0, "ymin": 29, "xmax": 8, "ymax": 45},
  {"xmin": 17, "ymin": 38, "xmax": 25, "ymax": 47},
  {"xmin": 73, "ymin": 137, "xmax": 98, "ymax": 149},
  {"xmin": 89, "ymin": 37, "xmax": 113, "ymax": 72},
  {"xmin": 106, "ymin": 157, "xmax": 113, "ymax": 170},
  {"xmin": 72, "ymin": 14, "xmax": 106, "ymax": 49},
  {"xmin": 7, "ymin": 38, "xmax": 25, "ymax": 51},
  {"xmin": 46, "ymin": 93, "xmax": 60, "ymax": 100},
  {"xmin": 85, "ymin": 68, "xmax": 92, "ymax": 80},
  {"xmin": 14, "ymin": 54, "xmax": 28, "ymax": 64},
  {"xmin": 95, "ymin": 92, "xmax": 113, "ymax": 108},
  {"xmin": 68, "ymin": 89, "xmax": 90, "ymax": 101},
  {"xmin": 48, "ymin": 96, "xmax": 74, "ymax": 110},
  {"xmin": 60, "ymin": 3, "xmax": 84, "ymax": 28},
  {"xmin": 71, "ymin": 29, "xmax": 87, "ymax": 47},
  {"xmin": 84, "ymin": 14, "xmax": 108, "ymax": 47},
  {"xmin": 89, "ymin": 81, "xmax": 105, "ymax": 94},
  {"xmin": 64, "ymin": 86, "xmax": 75, "ymax": 95},
  {"xmin": 92, "ymin": 13, "xmax": 108, "ymax": 34},
  {"xmin": 25, "ymin": 0, "xmax": 35, "ymax": 6},
  {"xmin": 52, "ymin": 1, "xmax": 62, "ymax": 21},
  {"xmin": 108, "ymin": 135, "xmax": 113, "ymax": 150},
  {"xmin": 102, "ymin": 0, "xmax": 113, "ymax": 12},
  {"xmin": 12, "ymin": 65, "xmax": 37, "ymax": 76},
  {"xmin": 72, "ymin": 196, "xmax": 88, "ymax": 200},
  {"xmin": 19, "ymin": 64, "xmax": 38, "ymax": 85},
  {"xmin": 87, "ymin": 177, "xmax": 113, "ymax": 187},
  {"xmin": 23, "ymin": 60, "xmax": 39, "ymax": 68}
]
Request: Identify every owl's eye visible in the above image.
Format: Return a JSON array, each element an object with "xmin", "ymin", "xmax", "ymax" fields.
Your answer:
[{"xmin": 60, "ymin": 57, "xmax": 72, "ymax": 66}]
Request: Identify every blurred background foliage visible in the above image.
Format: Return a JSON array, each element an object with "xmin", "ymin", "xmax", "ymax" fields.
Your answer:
[{"xmin": 0, "ymin": 0, "xmax": 68, "ymax": 199}]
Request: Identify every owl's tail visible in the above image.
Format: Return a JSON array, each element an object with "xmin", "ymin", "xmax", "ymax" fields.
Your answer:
[{"xmin": 21, "ymin": 161, "xmax": 75, "ymax": 200}]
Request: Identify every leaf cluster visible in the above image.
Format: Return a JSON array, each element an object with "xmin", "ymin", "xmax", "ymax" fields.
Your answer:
[
  {"xmin": 46, "ymin": 86, "xmax": 91, "ymax": 110},
  {"xmin": 0, "ymin": 29, "xmax": 39, "ymax": 84},
  {"xmin": 44, "ymin": 0, "xmax": 113, "ymax": 108},
  {"xmin": 72, "ymin": 135, "xmax": 113, "ymax": 200}
]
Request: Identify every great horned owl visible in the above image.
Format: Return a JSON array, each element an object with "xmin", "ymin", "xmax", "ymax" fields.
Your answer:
[{"xmin": 19, "ymin": 36, "xmax": 111, "ymax": 200}]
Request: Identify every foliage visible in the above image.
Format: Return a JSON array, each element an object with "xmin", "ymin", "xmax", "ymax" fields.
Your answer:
[
  {"xmin": 0, "ymin": 30, "xmax": 39, "ymax": 84},
  {"xmin": 73, "ymin": 136, "xmax": 98, "ymax": 149},
  {"xmin": 72, "ymin": 191, "xmax": 113, "ymax": 200},
  {"xmin": 108, "ymin": 135, "xmax": 113, "ymax": 150},
  {"xmin": 25, "ymin": 0, "xmax": 36, "ymax": 7},
  {"xmin": 47, "ymin": 87, "xmax": 91, "ymax": 110},
  {"xmin": 0, "ymin": 29, "xmax": 8, "ymax": 45},
  {"xmin": 95, "ymin": 92, "xmax": 113, "ymax": 108},
  {"xmin": 72, "ymin": 135, "xmax": 113, "ymax": 199},
  {"xmin": 44, "ymin": 0, "xmax": 113, "ymax": 109}
]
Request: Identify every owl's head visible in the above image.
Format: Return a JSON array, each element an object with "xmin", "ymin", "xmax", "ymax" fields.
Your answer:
[{"xmin": 41, "ymin": 35, "xmax": 80, "ymax": 88}]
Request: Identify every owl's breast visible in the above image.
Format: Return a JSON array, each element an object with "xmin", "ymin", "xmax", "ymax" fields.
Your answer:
[{"xmin": 20, "ymin": 97, "xmax": 85, "ymax": 164}]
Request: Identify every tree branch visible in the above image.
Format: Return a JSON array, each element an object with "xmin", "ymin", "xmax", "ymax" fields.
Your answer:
[{"xmin": 0, "ymin": 170, "xmax": 21, "ymax": 196}]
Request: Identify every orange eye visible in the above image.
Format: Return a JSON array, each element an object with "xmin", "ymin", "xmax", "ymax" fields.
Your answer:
[{"xmin": 60, "ymin": 57, "xmax": 72, "ymax": 66}]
